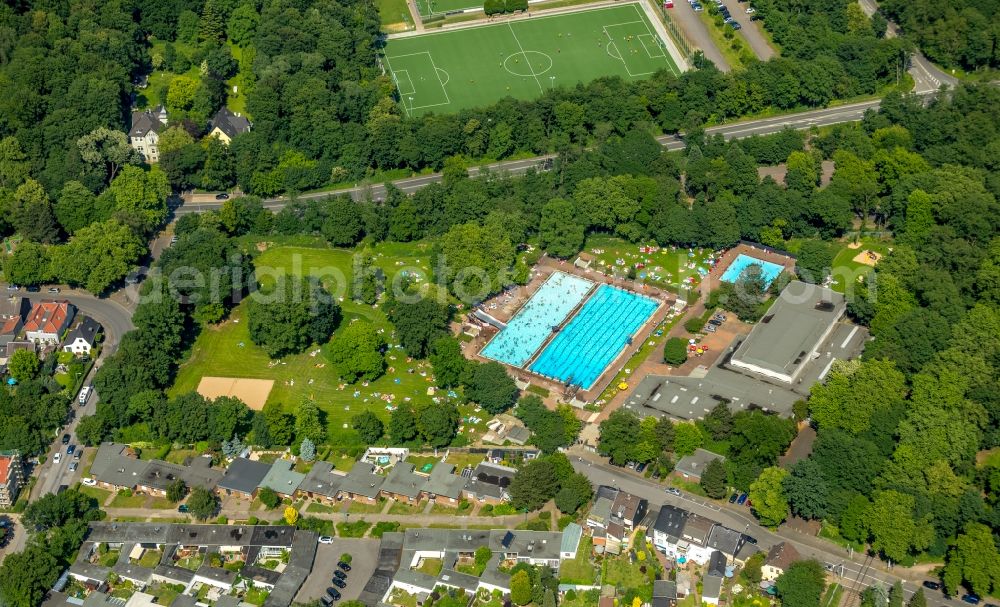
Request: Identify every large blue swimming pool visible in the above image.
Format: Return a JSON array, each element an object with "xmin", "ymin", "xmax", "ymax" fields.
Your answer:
[
  {"xmin": 720, "ymin": 254, "xmax": 784, "ymax": 287},
  {"xmin": 529, "ymin": 285, "xmax": 659, "ymax": 390},
  {"xmin": 481, "ymin": 272, "xmax": 593, "ymax": 367}
]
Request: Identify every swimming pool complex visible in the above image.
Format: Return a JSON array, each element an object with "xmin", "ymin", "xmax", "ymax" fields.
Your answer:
[
  {"xmin": 529, "ymin": 285, "xmax": 659, "ymax": 389},
  {"xmin": 480, "ymin": 272, "xmax": 593, "ymax": 367},
  {"xmin": 720, "ymin": 254, "xmax": 784, "ymax": 287}
]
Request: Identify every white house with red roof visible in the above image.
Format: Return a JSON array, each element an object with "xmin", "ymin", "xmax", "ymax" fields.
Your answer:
[{"xmin": 24, "ymin": 300, "xmax": 76, "ymax": 344}]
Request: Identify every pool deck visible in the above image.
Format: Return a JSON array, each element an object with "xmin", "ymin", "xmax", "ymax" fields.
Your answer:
[{"xmin": 465, "ymin": 255, "xmax": 677, "ymax": 405}]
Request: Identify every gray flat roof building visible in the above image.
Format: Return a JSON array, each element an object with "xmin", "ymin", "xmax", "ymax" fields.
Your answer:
[
  {"xmin": 258, "ymin": 459, "xmax": 306, "ymax": 497},
  {"xmin": 674, "ymin": 449, "xmax": 726, "ymax": 481},
  {"xmin": 298, "ymin": 461, "xmax": 343, "ymax": 498},
  {"xmin": 424, "ymin": 464, "xmax": 465, "ymax": 500},
  {"xmin": 340, "ymin": 461, "xmax": 384, "ymax": 499},
  {"xmin": 730, "ymin": 281, "xmax": 845, "ymax": 383},
  {"xmin": 217, "ymin": 457, "xmax": 270, "ymax": 496},
  {"xmin": 382, "ymin": 463, "xmax": 424, "ymax": 500}
]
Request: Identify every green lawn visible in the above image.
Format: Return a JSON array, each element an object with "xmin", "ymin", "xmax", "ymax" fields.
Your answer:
[
  {"xmin": 414, "ymin": 557, "xmax": 444, "ymax": 576},
  {"xmin": 584, "ymin": 235, "xmax": 714, "ymax": 296},
  {"xmin": 79, "ymin": 486, "xmax": 111, "ymax": 505},
  {"xmin": 389, "ymin": 589, "xmax": 420, "ymax": 607},
  {"xmin": 170, "ymin": 238, "xmax": 455, "ymax": 446},
  {"xmin": 378, "ymin": 0, "xmax": 415, "ymax": 29},
  {"xmin": 137, "ymin": 549, "xmax": 163, "ymax": 569},
  {"xmin": 348, "ymin": 499, "xmax": 386, "ymax": 514},
  {"xmin": 306, "ymin": 502, "xmax": 339, "ymax": 514},
  {"xmin": 384, "ymin": 3, "xmax": 679, "ymax": 116},
  {"xmin": 821, "ymin": 583, "xmax": 844, "ymax": 607},
  {"xmin": 388, "ymin": 500, "xmax": 426, "ymax": 515},
  {"xmin": 559, "ymin": 537, "xmax": 598, "ymax": 584},
  {"xmin": 828, "ymin": 237, "xmax": 892, "ymax": 294},
  {"xmin": 177, "ymin": 554, "xmax": 204, "ymax": 571},
  {"xmin": 110, "ymin": 492, "xmax": 148, "ymax": 509},
  {"xmin": 602, "ymin": 543, "xmax": 658, "ymax": 596},
  {"xmin": 337, "ymin": 520, "xmax": 373, "ymax": 537}
]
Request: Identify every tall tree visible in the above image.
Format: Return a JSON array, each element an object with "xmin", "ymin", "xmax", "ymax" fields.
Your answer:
[
  {"xmin": 749, "ymin": 466, "xmax": 790, "ymax": 527},
  {"xmin": 9, "ymin": 179, "xmax": 59, "ymax": 243}
]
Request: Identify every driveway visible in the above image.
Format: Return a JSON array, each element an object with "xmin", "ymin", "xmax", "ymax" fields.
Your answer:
[
  {"xmin": 665, "ymin": 3, "xmax": 730, "ymax": 71},
  {"xmin": 718, "ymin": 0, "xmax": 775, "ymax": 60},
  {"xmin": 295, "ymin": 539, "xmax": 380, "ymax": 603}
]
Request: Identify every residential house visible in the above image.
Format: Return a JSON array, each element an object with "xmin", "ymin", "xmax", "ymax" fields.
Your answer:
[
  {"xmin": 258, "ymin": 459, "xmax": 306, "ymax": 499},
  {"xmin": 209, "ymin": 107, "xmax": 251, "ymax": 145},
  {"xmin": 63, "ymin": 316, "xmax": 102, "ymax": 355},
  {"xmin": 463, "ymin": 462, "xmax": 516, "ymax": 504},
  {"xmin": 702, "ymin": 550, "xmax": 726, "ymax": 606},
  {"xmin": 423, "ymin": 463, "xmax": 466, "ymax": 506},
  {"xmin": 648, "ymin": 505, "xmax": 744, "ymax": 565},
  {"xmin": 90, "ymin": 442, "xmax": 149, "ymax": 492},
  {"xmin": 23, "ymin": 300, "xmax": 75, "ymax": 344},
  {"xmin": 69, "ymin": 523, "xmax": 317, "ymax": 607},
  {"xmin": 486, "ymin": 448, "xmax": 539, "ymax": 465},
  {"xmin": 382, "ymin": 463, "xmax": 425, "ymax": 504},
  {"xmin": 136, "ymin": 460, "xmax": 188, "ymax": 496},
  {"xmin": 587, "ymin": 486, "xmax": 648, "ymax": 554},
  {"xmin": 339, "ymin": 461, "xmax": 384, "ymax": 505},
  {"xmin": 295, "ymin": 461, "xmax": 343, "ymax": 505},
  {"xmin": 216, "ymin": 457, "xmax": 270, "ymax": 500},
  {"xmin": 383, "ymin": 526, "xmax": 583, "ymax": 602},
  {"xmin": 0, "ymin": 451, "xmax": 24, "ymax": 508},
  {"xmin": 0, "ymin": 296, "xmax": 28, "ymax": 348},
  {"xmin": 128, "ymin": 107, "xmax": 167, "ymax": 162},
  {"xmin": 653, "ymin": 580, "xmax": 678, "ymax": 607},
  {"xmin": 4, "ymin": 341, "xmax": 33, "ymax": 362},
  {"xmin": 762, "ymin": 542, "xmax": 800, "ymax": 582},
  {"xmin": 674, "ymin": 448, "xmax": 726, "ymax": 482}
]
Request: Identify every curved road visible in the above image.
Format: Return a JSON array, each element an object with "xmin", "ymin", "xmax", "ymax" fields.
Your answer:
[{"xmin": 175, "ymin": 96, "xmax": 908, "ymax": 214}]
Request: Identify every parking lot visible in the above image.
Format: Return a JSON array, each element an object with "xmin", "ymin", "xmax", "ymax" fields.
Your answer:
[{"xmin": 295, "ymin": 539, "xmax": 380, "ymax": 604}]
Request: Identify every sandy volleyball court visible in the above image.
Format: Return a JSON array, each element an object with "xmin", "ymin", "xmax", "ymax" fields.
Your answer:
[{"xmin": 197, "ymin": 376, "xmax": 275, "ymax": 410}]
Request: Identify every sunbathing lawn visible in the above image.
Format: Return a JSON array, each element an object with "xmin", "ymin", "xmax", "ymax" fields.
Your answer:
[
  {"xmin": 137, "ymin": 550, "xmax": 163, "ymax": 568},
  {"xmin": 584, "ymin": 235, "xmax": 715, "ymax": 296},
  {"xmin": 170, "ymin": 238, "xmax": 469, "ymax": 446},
  {"xmin": 827, "ymin": 237, "xmax": 892, "ymax": 294}
]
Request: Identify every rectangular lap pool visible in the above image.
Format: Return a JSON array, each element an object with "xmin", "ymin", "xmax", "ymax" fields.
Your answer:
[
  {"xmin": 480, "ymin": 272, "xmax": 593, "ymax": 367},
  {"xmin": 529, "ymin": 285, "xmax": 659, "ymax": 390},
  {"xmin": 720, "ymin": 254, "xmax": 784, "ymax": 287}
]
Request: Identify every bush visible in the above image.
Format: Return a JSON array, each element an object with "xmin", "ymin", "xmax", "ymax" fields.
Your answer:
[
  {"xmin": 371, "ymin": 522, "xmax": 400, "ymax": 538},
  {"xmin": 684, "ymin": 317, "xmax": 705, "ymax": 333},
  {"xmin": 258, "ymin": 487, "xmax": 280, "ymax": 509},
  {"xmin": 663, "ymin": 337, "xmax": 688, "ymax": 366}
]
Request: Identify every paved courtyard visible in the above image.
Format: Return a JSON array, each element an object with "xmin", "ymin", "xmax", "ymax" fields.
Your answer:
[{"xmin": 295, "ymin": 538, "xmax": 380, "ymax": 603}]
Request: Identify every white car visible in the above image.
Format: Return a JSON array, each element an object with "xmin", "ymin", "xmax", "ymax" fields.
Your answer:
[
  {"xmin": 666, "ymin": 487, "xmax": 682, "ymax": 496},
  {"xmin": 82, "ymin": 478, "xmax": 97, "ymax": 486},
  {"xmin": 53, "ymin": 452, "xmax": 61, "ymax": 464},
  {"xmin": 318, "ymin": 536, "xmax": 334, "ymax": 544},
  {"xmin": 745, "ymin": 6, "xmax": 755, "ymax": 13}
]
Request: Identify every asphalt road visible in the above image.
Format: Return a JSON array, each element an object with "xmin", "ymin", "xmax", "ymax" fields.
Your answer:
[
  {"xmin": 174, "ymin": 96, "xmax": 906, "ymax": 215},
  {"xmin": 570, "ymin": 453, "xmax": 971, "ymax": 607}
]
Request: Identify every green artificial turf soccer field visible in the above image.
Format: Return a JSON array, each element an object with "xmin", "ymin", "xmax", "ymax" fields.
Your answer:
[{"xmin": 384, "ymin": 3, "xmax": 679, "ymax": 116}]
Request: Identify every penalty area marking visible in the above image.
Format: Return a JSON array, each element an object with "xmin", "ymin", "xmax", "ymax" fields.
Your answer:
[{"xmin": 384, "ymin": 51, "xmax": 452, "ymax": 115}]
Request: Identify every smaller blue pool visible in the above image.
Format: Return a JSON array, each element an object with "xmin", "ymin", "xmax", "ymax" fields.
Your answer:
[{"xmin": 720, "ymin": 254, "xmax": 784, "ymax": 287}]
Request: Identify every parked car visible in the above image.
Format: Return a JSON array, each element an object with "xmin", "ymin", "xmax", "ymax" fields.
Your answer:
[
  {"xmin": 962, "ymin": 595, "xmax": 980, "ymax": 605},
  {"xmin": 635, "ymin": 462, "xmax": 647, "ymax": 473},
  {"xmin": 666, "ymin": 487, "xmax": 682, "ymax": 496},
  {"xmin": 48, "ymin": 287, "xmax": 60, "ymax": 293},
  {"xmin": 67, "ymin": 445, "xmax": 76, "ymax": 455},
  {"xmin": 728, "ymin": 493, "xmax": 739, "ymax": 503},
  {"xmin": 5, "ymin": 285, "xmax": 18, "ymax": 291},
  {"xmin": 215, "ymin": 193, "xmax": 230, "ymax": 200},
  {"xmin": 745, "ymin": 6, "xmax": 755, "ymax": 12},
  {"xmin": 320, "ymin": 597, "xmax": 333, "ymax": 607},
  {"xmin": 326, "ymin": 589, "xmax": 341, "ymax": 602},
  {"xmin": 736, "ymin": 493, "xmax": 748, "ymax": 505},
  {"xmin": 170, "ymin": 235, "xmax": 179, "ymax": 244},
  {"xmin": 318, "ymin": 536, "xmax": 334, "ymax": 544},
  {"xmin": 922, "ymin": 582, "xmax": 941, "ymax": 591},
  {"xmin": 707, "ymin": 319, "xmax": 723, "ymax": 326},
  {"xmin": 338, "ymin": 562, "xmax": 352, "ymax": 572},
  {"xmin": 704, "ymin": 325, "xmax": 717, "ymax": 333},
  {"xmin": 626, "ymin": 461, "xmax": 637, "ymax": 470},
  {"xmin": 25, "ymin": 286, "xmax": 39, "ymax": 292},
  {"xmin": 82, "ymin": 478, "xmax": 97, "ymax": 486},
  {"xmin": 731, "ymin": 22, "xmax": 742, "ymax": 29},
  {"xmin": 53, "ymin": 452, "xmax": 61, "ymax": 464},
  {"xmin": 692, "ymin": 3, "xmax": 703, "ymax": 10},
  {"xmin": 79, "ymin": 386, "xmax": 91, "ymax": 405},
  {"xmin": 74, "ymin": 450, "xmax": 82, "ymax": 461},
  {"xmin": 69, "ymin": 461, "xmax": 78, "ymax": 472},
  {"xmin": 331, "ymin": 578, "xmax": 346, "ymax": 589},
  {"xmin": 178, "ymin": 504, "xmax": 189, "ymax": 513},
  {"xmin": 334, "ymin": 570, "xmax": 347, "ymax": 580},
  {"xmin": 743, "ymin": 535, "xmax": 757, "ymax": 545},
  {"xmin": 61, "ymin": 434, "xmax": 71, "ymax": 445}
]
